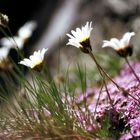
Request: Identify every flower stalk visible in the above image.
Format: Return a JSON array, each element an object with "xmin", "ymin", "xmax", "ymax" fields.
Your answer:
[
  {"xmin": 88, "ymin": 49, "xmax": 140, "ymax": 104},
  {"xmin": 87, "ymin": 49, "xmax": 114, "ymax": 108},
  {"xmin": 66, "ymin": 21, "xmax": 140, "ymax": 104},
  {"xmin": 124, "ymin": 57, "xmax": 140, "ymax": 83}
]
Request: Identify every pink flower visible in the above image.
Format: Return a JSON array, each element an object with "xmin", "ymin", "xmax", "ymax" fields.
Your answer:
[{"xmin": 119, "ymin": 133, "xmax": 132, "ymax": 140}]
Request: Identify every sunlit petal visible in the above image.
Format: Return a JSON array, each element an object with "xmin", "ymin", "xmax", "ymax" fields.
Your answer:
[{"xmin": 19, "ymin": 48, "xmax": 48, "ymax": 70}]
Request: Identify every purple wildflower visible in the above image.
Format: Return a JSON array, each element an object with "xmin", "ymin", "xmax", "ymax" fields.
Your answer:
[
  {"xmin": 129, "ymin": 117, "xmax": 140, "ymax": 137},
  {"xmin": 76, "ymin": 61, "xmax": 140, "ymax": 138},
  {"xmin": 119, "ymin": 133, "xmax": 132, "ymax": 140}
]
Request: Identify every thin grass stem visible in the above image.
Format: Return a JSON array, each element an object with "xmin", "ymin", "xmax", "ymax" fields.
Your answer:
[{"xmin": 94, "ymin": 83, "xmax": 103, "ymax": 116}]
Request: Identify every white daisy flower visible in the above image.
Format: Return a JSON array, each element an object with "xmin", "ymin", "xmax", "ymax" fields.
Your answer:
[
  {"xmin": 102, "ymin": 32, "xmax": 135, "ymax": 57},
  {"xmin": 0, "ymin": 21, "xmax": 37, "ymax": 49},
  {"xmin": 19, "ymin": 48, "xmax": 48, "ymax": 71},
  {"xmin": 0, "ymin": 36, "xmax": 24, "ymax": 49},
  {"xmin": 17, "ymin": 21, "xmax": 37, "ymax": 40},
  {"xmin": 66, "ymin": 21, "xmax": 93, "ymax": 53}
]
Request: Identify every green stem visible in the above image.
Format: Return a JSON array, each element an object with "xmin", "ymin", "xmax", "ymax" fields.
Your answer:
[
  {"xmin": 88, "ymin": 50, "xmax": 140, "ymax": 104},
  {"xmin": 94, "ymin": 84, "xmax": 103, "ymax": 116},
  {"xmin": 88, "ymin": 51, "xmax": 120, "ymax": 89},
  {"xmin": 88, "ymin": 51, "xmax": 114, "ymax": 109},
  {"xmin": 125, "ymin": 57, "xmax": 140, "ymax": 83},
  {"xmin": 104, "ymin": 79, "xmax": 114, "ymax": 109}
]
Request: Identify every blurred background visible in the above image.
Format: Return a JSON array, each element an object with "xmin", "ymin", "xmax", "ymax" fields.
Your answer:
[{"xmin": 0, "ymin": 0, "xmax": 140, "ymax": 90}]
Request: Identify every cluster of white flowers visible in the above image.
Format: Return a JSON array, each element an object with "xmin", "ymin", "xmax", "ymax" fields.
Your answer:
[
  {"xmin": 66, "ymin": 21, "xmax": 135, "ymax": 57},
  {"xmin": 0, "ymin": 15, "xmax": 135, "ymax": 69},
  {"xmin": 0, "ymin": 21, "xmax": 37, "ymax": 50},
  {"xmin": 0, "ymin": 20, "xmax": 37, "ymax": 70}
]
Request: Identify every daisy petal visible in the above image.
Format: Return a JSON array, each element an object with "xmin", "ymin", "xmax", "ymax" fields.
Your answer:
[
  {"xmin": 120, "ymin": 32, "xmax": 135, "ymax": 46},
  {"xmin": 66, "ymin": 21, "xmax": 93, "ymax": 52},
  {"xmin": 18, "ymin": 48, "xmax": 48, "ymax": 70}
]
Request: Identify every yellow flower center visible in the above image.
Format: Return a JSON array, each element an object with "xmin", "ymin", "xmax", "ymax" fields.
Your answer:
[
  {"xmin": 80, "ymin": 37, "xmax": 89, "ymax": 43},
  {"xmin": 31, "ymin": 60, "xmax": 43, "ymax": 69},
  {"xmin": 79, "ymin": 37, "xmax": 92, "ymax": 53}
]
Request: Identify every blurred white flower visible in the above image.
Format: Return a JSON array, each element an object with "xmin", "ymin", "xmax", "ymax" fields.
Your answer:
[
  {"xmin": 66, "ymin": 21, "xmax": 93, "ymax": 53},
  {"xmin": 0, "ymin": 20, "xmax": 37, "ymax": 49},
  {"xmin": 0, "ymin": 46, "xmax": 12, "ymax": 70},
  {"xmin": 0, "ymin": 36, "xmax": 24, "ymax": 49},
  {"xmin": 102, "ymin": 32, "xmax": 135, "ymax": 57},
  {"xmin": 0, "ymin": 20, "xmax": 37, "ymax": 70},
  {"xmin": 17, "ymin": 20, "xmax": 37, "ymax": 41},
  {"xmin": 19, "ymin": 48, "xmax": 48, "ymax": 70},
  {"xmin": 0, "ymin": 46, "xmax": 10, "ymax": 60}
]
